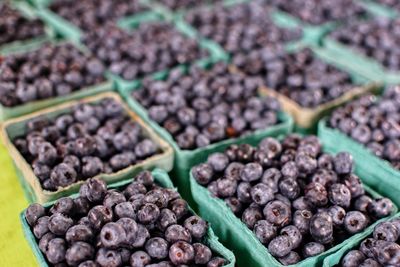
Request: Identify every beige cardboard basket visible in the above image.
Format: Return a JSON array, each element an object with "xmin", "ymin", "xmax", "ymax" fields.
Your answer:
[
  {"xmin": 1, "ymin": 92, "xmax": 174, "ymax": 204},
  {"xmin": 259, "ymin": 82, "xmax": 380, "ymax": 129}
]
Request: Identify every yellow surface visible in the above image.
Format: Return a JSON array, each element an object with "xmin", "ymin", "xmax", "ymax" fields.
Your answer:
[{"xmin": 0, "ymin": 141, "xmax": 37, "ymax": 266}]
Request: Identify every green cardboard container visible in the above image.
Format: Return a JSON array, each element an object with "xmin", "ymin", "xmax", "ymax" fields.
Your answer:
[
  {"xmin": 1, "ymin": 92, "xmax": 174, "ymax": 204},
  {"xmin": 189, "ymin": 141, "xmax": 398, "ymax": 267},
  {"xmin": 322, "ymin": 3, "xmax": 400, "ymax": 85},
  {"xmin": 20, "ymin": 168, "xmax": 236, "ymax": 267},
  {"xmin": 257, "ymin": 45, "xmax": 381, "ymax": 130},
  {"xmin": 0, "ymin": 41, "xmax": 113, "ymax": 121},
  {"xmin": 322, "ymin": 212, "xmax": 400, "ymax": 266},
  {"xmin": 0, "ymin": 1, "xmax": 54, "ymax": 55},
  {"xmin": 318, "ymin": 119, "xmax": 400, "ymax": 207},
  {"xmin": 117, "ymin": 63, "xmax": 293, "ymax": 203},
  {"xmin": 112, "ymin": 11, "xmax": 228, "ymax": 91}
]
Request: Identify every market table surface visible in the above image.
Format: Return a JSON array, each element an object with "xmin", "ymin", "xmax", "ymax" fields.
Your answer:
[{"xmin": 0, "ymin": 141, "xmax": 36, "ymax": 266}]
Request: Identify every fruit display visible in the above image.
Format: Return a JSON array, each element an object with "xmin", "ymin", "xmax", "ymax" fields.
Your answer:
[
  {"xmin": 234, "ymin": 48, "xmax": 356, "ymax": 108},
  {"xmin": 0, "ymin": 2, "xmax": 45, "ymax": 46},
  {"xmin": 192, "ymin": 135, "xmax": 394, "ymax": 264},
  {"xmin": 82, "ymin": 23, "xmax": 209, "ymax": 81},
  {"xmin": 12, "ymin": 98, "xmax": 160, "ymax": 191},
  {"xmin": 329, "ymin": 17, "xmax": 400, "ymax": 72},
  {"xmin": 339, "ymin": 217, "xmax": 400, "ymax": 266},
  {"xmin": 24, "ymin": 171, "xmax": 229, "ymax": 266},
  {"xmin": 0, "ymin": 43, "xmax": 106, "ymax": 107},
  {"xmin": 328, "ymin": 86, "xmax": 400, "ymax": 170},
  {"xmin": 132, "ymin": 63, "xmax": 282, "ymax": 150},
  {"xmin": 185, "ymin": 0, "xmax": 302, "ymax": 56},
  {"xmin": 1, "ymin": 0, "xmax": 400, "ymax": 266},
  {"xmin": 49, "ymin": 0, "xmax": 147, "ymax": 32}
]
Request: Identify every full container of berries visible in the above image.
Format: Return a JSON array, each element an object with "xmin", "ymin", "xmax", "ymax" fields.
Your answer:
[
  {"xmin": 245, "ymin": 46, "xmax": 380, "ymax": 131},
  {"xmin": 98, "ymin": 11, "xmax": 227, "ymax": 91},
  {"xmin": 189, "ymin": 134, "xmax": 397, "ymax": 266},
  {"xmin": 318, "ymin": 86, "xmax": 400, "ymax": 207},
  {"xmin": 119, "ymin": 61, "xmax": 293, "ymax": 201},
  {"xmin": 0, "ymin": 40, "xmax": 113, "ymax": 121},
  {"xmin": 1, "ymin": 92, "xmax": 173, "ymax": 204},
  {"xmin": 0, "ymin": 0, "xmax": 53, "ymax": 55},
  {"xmin": 20, "ymin": 169, "xmax": 235, "ymax": 267},
  {"xmin": 322, "ymin": 1, "xmax": 400, "ymax": 85},
  {"xmin": 322, "ymin": 213, "xmax": 400, "ymax": 266}
]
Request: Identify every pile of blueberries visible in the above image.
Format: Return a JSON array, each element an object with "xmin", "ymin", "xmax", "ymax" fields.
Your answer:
[
  {"xmin": 49, "ymin": 0, "xmax": 147, "ymax": 32},
  {"xmin": 329, "ymin": 86, "xmax": 400, "ymax": 170},
  {"xmin": 132, "ymin": 63, "xmax": 282, "ymax": 150},
  {"xmin": 340, "ymin": 217, "xmax": 400, "ymax": 266},
  {"xmin": 234, "ymin": 48, "xmax": 355, "ymax": 108},
  {"xmin": 159, "ymin": 0, "xmax": 222, "ymax": 10},
  {"xmin": 185, "ymin": 0, "xmax": 302, "ymax": 55},
  {"xmin": 82, "ymin": 23, "xmax": 209, "ymax": 81},
  {"xmin": 0, "ymin": 43, "xmax": 105, "ymax": 107},
  {"xmin": 329, "ymin": 17, "xmax": 400, "ymax": 72},
  {"xmin": 13, "ymin": 98, "xmax": 159, "ymax": 191},
  {"xmin": 192, "ymin": 135, "xmax": 394, "ymax": 265},
  {"xmin": 265, "ymin": 0, "xmax": 367, "ymax": 25},
  {"xmin": 0, "ymin": 2, "xmax": 45, "ymax": 46},
  {"xmin": 25, "ymin": 171, "xmax": 227, "ymax": 267}
]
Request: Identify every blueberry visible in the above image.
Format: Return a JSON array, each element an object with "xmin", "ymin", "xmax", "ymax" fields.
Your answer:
[
  {"xmin": 328, "ymin": 205, "xmax": 346, "ymax": 227},
  {"xmin": 240, "ymin": 162, "xmax": 263, "ymax": 182},
  {"xmin": 65, "ymin": 241, "xmax": 94, "ymax": 266},
  {"xmin": 88, "ymin": 205, "xmax": 113, "ymax": 231},
  {"xmin": 344, "ymin": 211, "xmax": 368, "ymax": 234},
  {"xmin": 48, "ymin": 213, "xmax": 74, "ymax": 235},
  {"xmin": 63, "ymin": 155, "xmax": 81, "ymax": 173},
  {"xmin": 281, "ymin": 161, "xmax": 298, "ymax": 179},
  {"xmin": 343, "ymin": 174, "xmax": 365, "ymax": 198},
  {"xmin": 293, "ymin": 209, "xmax": 312, "ymax": 235},
  {"xmin": 95, "ymin": 248, "xmax": 122, "ymax": 267},
  {"xmin": 82, "ymin": 156, "xmax": 104, "ymax": 178},
  {"xmin": 295, "ymin": 152, "xmax": 317, "ymax": 174},
  {"xmin": 100, "ymin": 222, "xmax": 126, "ymax": 248},
  {"xmin": 80, "ymin": 178, "xmax": 107, "ymax": 203},
  {"xmin": 184, "ymin": 216, "xmax": 208, "ymax": 239},
  {"xmin": 143, "ymin": 189, "xmax": 168, "ymax": 209},
  {"xmin": 268, "ymin": 235, "xmax": 293, "ymax": 258},
  {"xmin": 242, "ymin": 206, "xmax": 263, "ymax": 229},
  {"xmin": 207, "ymin": 257, "xmax": 226, "ymax": 267},
  {"xmin": 237, "ymin": 182, "xmax": 252, "ymax": 203},
  {"xmin": 66, "ymin": 225, "xmax": 94, "ymax": 243},
  {"xmin": 157, "ymin": 209, "xmax": 177, "ymax": 231},
  {"xmin": 258, "ymin": 137, "xmax": 282, "ymax": 159},
  {"xmin": 25, "ymin": 203, "xmax": 45, "ymax": 226},
  {"xmin": 368, "ymin": 198, "xmax": 394, "ymax": 218},
  {"xmin": 224, "ymin": 197, "xmax": 243, "ymax": 215},
  {"xmin": 309, "ymin": 212, "xmax": 333, "ymax": 244},
  {"xmin": 216, "ymin": 177, "xmax": 237, "ymax": 198},
  {"xmin": 376, "ymin": 242, "xmax": 400, "ymax": 265},
  {"xmin": 263, "ymin": 200, "xmax": 291, "ymax": 227},
  {"xmin": 360, "ymin": 258, "xmax": 381, "ymax": 267},
  {"xmin": 169, "ymin": 241, "xmax": 195, "ymax": 265},
  {"xmin": 37, "ymin": 142, "xmax": 58, "ymax": 165},
  {"xmin": 137, "ymin": 203, "xmax": 160, "ymax": 224},
  {"xmin": 103, "ymin": 191, "xmax": 126, "ymax": 209},
  {"xmin": 130, "ymin": 224, "xmax": 150, "ymax": 248},
  {"xmin": 328, "ymin": 183, "xmax": 351, "ymax": 208},
  {"xmin": 46, "ymin": 238, "xmax": 66, "ymax": 264},
  {"xmin": 192, "ymin": 163, "xmax": 214, "ymax": 185},
  {"xmin": 279, "ymin": 178, "xmax": 300, "ymax": 200},
  {"xmin": 261, "ymin": 168, "xmax": 282, "ymax": 192},
  {"xmin": 50, "ymin": 163, "xmax": 77, "ymax": 188},
  {"xmin": 134, "ymin": 171, "xmax": 154, "ymax": 187},
  {"xmin": 304, "ymin": 182, "xmax": 328, "ymax": 207},
  {"xmin": 170, "ymin": 199, "xmax": 188, "ymax": 220},
  {"xmin": 39, "ymin": 232, "xmax": 56, "ymax": 254},
  {"xmin": 280, "ymin": 225, "xmax": 302, "ymax": 249},
  {"xmin": 373, "ymin": 222, "xmax": 399, "ymax": 242},
  {"xmin": 354, "ymin": 195, "xmax": 372, "ymax": 213},
  {"xmin": 250, "ymin": 183, "xmax": 275, "ymax": 205},
  {"xmin": 302, "ymin": 242, "xmax": 325, "ymax": 258},
  {"xmin": 135, "ymin": 139, "xmax": 157, "ymax": 158},
  {"xmin": 193, "ymin": 243, "xmax": 212, "ymax": 265},
  {"xmin": 130, "ymin": 251, "xmax": 151, "ymax": 267},
  {"xmin": 207, "ymin": 153, "xmax": 229, "ymax": 172},
  {"xmin": 333, "ymin": 152, "xmax": 353, "ymax": 175},
  {"xmin": 117, "ymin": 218, "xmax": 138, "ymax": 247},
  {"xmin": 342, "ymin": 250, "xmax": 366, "ymax": 267},
  {"xmin": 278, "ymin": 251, "xmax": 301, "ymax": 265},
  {"xmin": 114, "ymin": 202, "xmax": 136, "ymax": 220},
  {"xmin": 253, "ymin": 220, "xmax": 277, "ymax": 244},
  {"xmin": 165, "ymin": 224, "xmax": 192, "ymax": 243}
]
